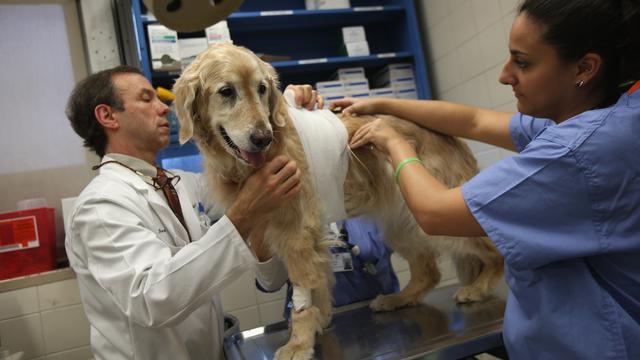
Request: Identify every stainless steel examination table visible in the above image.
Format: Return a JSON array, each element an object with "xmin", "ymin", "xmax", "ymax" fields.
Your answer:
[{"xmin": 224, "ymin": 282, "xmax": 509, "ymax": 360}]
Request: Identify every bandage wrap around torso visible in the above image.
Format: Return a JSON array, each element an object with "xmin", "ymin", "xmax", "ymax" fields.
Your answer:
[{"xmin": 284, "ymin": 90, "xmax": 349, "ymax": 223}]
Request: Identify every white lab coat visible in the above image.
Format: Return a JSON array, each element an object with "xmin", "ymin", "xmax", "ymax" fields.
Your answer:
[{"xmin": 65, "ymin": 156, "xmax": 255, "ymax": 360}]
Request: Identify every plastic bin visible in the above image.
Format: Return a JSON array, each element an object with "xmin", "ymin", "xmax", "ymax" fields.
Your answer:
[{"xmin": 0, "ymin": 207, "xmax": 56, "ymax": 280}]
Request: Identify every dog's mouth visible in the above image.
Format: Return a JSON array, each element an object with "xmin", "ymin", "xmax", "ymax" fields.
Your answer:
[{"xmin": 219, "ymin": 126, "xmax": 267, "ymax": 168}]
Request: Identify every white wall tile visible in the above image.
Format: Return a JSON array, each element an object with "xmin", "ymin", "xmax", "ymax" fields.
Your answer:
[
  {"xmin": 475, "ymin": 148, "xmax": 504, "ymax": 170},
  {"xmin": 495, "ymin": 101, "xmax": 517, "ymax": 113},
  {"xmin": 426, "ymin": 18, "xmax": 455, "ymax": 61},
  {"xmin": 447, "ymin": 0, "xmax": 468, "ymax": 14},
  {"xmin": 0, "ymin": 287, "xmax": 39, "ymax": 320},
  {"xmin": 471, "ymin": 0, "xmax": 502, "ymax": 31},
  {"xmin": 449, "ymin": 3, "xmax": 478, "ymax": 48},
  {"xmin": 499, "ymin": 0, "xmax": 520, "ymax": 16},
  {"xmin": 258, "ymin": 300, "xmax": 286, "ymax": 326},
  {"xmin": 456, "ymin": 38, "xmax": 485, "ymax": 81},
  {"xmin": 485, "ymin": 63, "xmax": 514, "ymax": 108},
  {"xmin": 396, "ymin": 270, "xmax": 410, "ymax": 289},
  {"xmin": 37, "ymin": 278, "xmax": 81, "ymax": 311},
  {"xmin": 478, "ymin": 20, "xmax": 508, "ymax": 70},
  {"xmin": 447, "ymin": 74, "xmax": 491, "ymax": 108},
  {"xmin": 438, "ymin": 259, "xmax": 457, "ymax": 282},
  {"xmin": 220, "ymin": 270, "xmax": 258, "ymax": 312},
  {"xmin": 432, "ymin": 51, "xmax": 461, "ymax": 93},
  {"xmin": 41, "ymin": 304, "xmax": 90, "ymax": 354},
  {"xmin": 465, "ymin": 139, "xmax": 494, "ymax": 154},
  {"xmin": 390, "ymin": 253, "xmax": 409, "ymax": 273},
  {"xmin": 421, "ymin": 0, "xmax": 449, "ymax": 29},
  {"xmin": 228, "ymin": 306, "xmax": 261, "ymax": 331},
  {"xmin": 46, "ymin": 346, "xmax": 93, "ymax": 360},
  {"xmin": 0, "ymin": 314, "xmax": 45, "ymax": 358},
  {"xmin": 256, "ymin": 284, "xmax": 286, "ymax": 304}
]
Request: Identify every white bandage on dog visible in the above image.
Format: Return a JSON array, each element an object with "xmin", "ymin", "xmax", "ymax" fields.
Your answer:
[
  {"xmin": 292, "ymin": 286, "xmax": 312, "ymax": 312},
  {"xmin": 283, "ymin": 89, "xmax": 349, "ymax": 222}
]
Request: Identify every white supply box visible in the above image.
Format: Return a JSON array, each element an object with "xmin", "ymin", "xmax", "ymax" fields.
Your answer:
[
  {"xmin": 147, "ymin": 24, "xmax": 181, "ymax": 72},
  {"xmin": 394, "ymin": 87, "xmax": 418, "ymax": 99},
  {"xmin": 342, "ymin": 26, "xmax": 366, "ymax": 43},
  {"xmin": 316, "ymin": 80, "xmax": 346, "ymax": 94},
  {"xmin": 345, "ymin": 41, "xmax": 370, "ymax": 57},
  {"xmin": 322, "ymin": 93, "xmax": 347, "ymax": 109},
  {"xmin": 370, "ymin": 87, "xmax": 395, "ymax": 98},
  {"xmin": 333, "ymin": 67, "xmax": 366, "ymax": 80},
  {"xmin": 205, "ymin": 21, "xmax": 232, "ymax": 45},
  {"xmin": 316, "ymin": 0, "xmax": 351, "ymax": 9},
  {"xmin": 178, "ymin": 38, "xmax": 208, "ymax": 68},
  {"xmin": 343, "ymin": 78, "xmax": 370, "ymax": 93},
  {"xmin": 373, "ymin": 63, "xmax": 415, "ymax": 87}
]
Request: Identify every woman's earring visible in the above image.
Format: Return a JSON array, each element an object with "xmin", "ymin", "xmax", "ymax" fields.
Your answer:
[{"xmin": 576, "ymin": 80, "xmax": 585, "ymax": 88}]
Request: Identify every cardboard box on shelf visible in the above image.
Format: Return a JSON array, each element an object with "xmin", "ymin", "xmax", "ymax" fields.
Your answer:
[
  {"xmin": 147, "ymin": 24, "xmax": 181, "ymax": 72},
  {"xmin": 178, "ymin": 37, "xmax": 208, "ymax": 68}
]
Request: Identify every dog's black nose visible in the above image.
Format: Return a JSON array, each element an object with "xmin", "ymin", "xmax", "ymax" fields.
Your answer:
[{"xmin": 250, "ymin": 129, "xmax": 273, "ymax": 149}]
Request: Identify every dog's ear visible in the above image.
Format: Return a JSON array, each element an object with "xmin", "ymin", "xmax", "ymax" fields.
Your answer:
[
  {"xmin": 173, "ymin": 71, "xmax": 204, "ymax": 145},
  {"xmin": 260, "ymin": 60, "xmax": 288, "ymax": 128}
]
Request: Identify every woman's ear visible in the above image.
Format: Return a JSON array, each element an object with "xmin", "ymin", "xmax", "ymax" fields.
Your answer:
[{"xmin": 576, "ymin": 52, "xmax": 602, "ymax": 85}]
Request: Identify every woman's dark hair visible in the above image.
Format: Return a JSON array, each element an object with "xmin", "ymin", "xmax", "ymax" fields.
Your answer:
[
  {"xmin": 519, "ymin": 0, "xmax": 640, "ymax": 106},
  {"xmin": 65, "ymin": 65, "xmax": 143, "ymax": 157}
]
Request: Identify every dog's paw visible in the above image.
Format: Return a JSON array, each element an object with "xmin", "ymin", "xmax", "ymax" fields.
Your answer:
[
  {"xmin": 274, "ymin": 343, "xmax": 314, "ymax": 360},
  {"xmin": 453, "ymin": 285, "xmax": 490, "ymax": 303},
  {"xmin": 369, "ymin": 294, "xmax": 415, "ymax": 312}
]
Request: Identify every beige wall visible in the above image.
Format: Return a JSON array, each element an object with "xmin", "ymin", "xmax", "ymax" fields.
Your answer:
[
  {"xmin": 0, "ymin": 0, "xmax": 96, "ymax": 260},
  {"xmin": 417, "ymin": 0, "xmax": 521, "ymax": 168}
]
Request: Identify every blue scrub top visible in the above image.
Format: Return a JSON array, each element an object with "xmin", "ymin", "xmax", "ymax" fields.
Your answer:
[{"xmin": 462, "ymin": 88, "xmax": 640, "ymax": 359}]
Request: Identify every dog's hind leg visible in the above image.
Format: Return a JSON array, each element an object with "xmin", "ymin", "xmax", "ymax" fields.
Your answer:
[
  {"xmin": 453, "ymin": 240, "xmax": 504, "ymax": 303},
  {"xmin": 370, "ymin": 247, "xmax": 441, "ymax": 312}
]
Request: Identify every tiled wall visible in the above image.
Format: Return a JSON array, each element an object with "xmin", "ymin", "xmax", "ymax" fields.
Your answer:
[
  {"xmin": 0, "ymin": 278, "xmax": 91, "ymax": 359},
  {"xmin": 418, "ymin": 0, "xmax": 521, "ymax": 169}
]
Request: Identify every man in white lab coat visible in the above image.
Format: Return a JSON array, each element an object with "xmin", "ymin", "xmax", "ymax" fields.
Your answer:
[{"xmin": 64, "ymin": 65, "xmax": 319, "ymax": 359}]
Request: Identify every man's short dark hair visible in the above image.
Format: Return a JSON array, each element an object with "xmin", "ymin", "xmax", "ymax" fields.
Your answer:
[{"xmin": 65, "ymin": 65, "xmax": 143, "ymax": 157}]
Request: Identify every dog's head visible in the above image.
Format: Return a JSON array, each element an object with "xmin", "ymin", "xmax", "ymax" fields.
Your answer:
[{"xmin": 173, "ymin": 42, "xmax": 288, "ymax": 168}]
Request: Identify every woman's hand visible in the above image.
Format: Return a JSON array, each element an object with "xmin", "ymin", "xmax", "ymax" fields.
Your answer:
[
  {"xmin": 285, "ymin": 84, "xmax": 324, "ymax": 110},
  {"xmin": 349, "ymin": 118, "xmax": 405, "ymax": 156},
  {"xmin": 329, "ymin": 97, "xmax": 381, "ymax": 116}
]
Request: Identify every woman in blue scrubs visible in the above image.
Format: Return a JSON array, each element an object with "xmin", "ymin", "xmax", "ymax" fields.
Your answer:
[{"xmin": 336, "ymin": 0, "xmax": 640, "ymax": 358}]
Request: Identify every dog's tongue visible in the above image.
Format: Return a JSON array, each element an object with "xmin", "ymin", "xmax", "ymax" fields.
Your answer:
[{"xmin": 240, "ymin": 150, "xmax": 266, "ymax": 168}]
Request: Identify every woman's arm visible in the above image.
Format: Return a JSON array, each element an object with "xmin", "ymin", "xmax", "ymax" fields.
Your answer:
[
  {"xmin": 350, "ymin": 119, "xmax": 486, "ymax": 237},
  {"xmin": 333, "ymin": 98, "xmax": 516, "ymax": 151}
]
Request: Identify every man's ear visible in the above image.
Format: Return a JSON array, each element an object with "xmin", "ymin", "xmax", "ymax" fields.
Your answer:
[
  {"xmin": 576, "ymin": 52, "xmax": 602, "ymax": 85},
  {"xmin": 95, "ymin": 104, "xmax": 119, "ymax": 130}
]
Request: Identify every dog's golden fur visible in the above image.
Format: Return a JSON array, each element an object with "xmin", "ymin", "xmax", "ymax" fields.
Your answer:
[{"xmin": 174, "ymin": 43, "xmax": 503, "ymax": 360}]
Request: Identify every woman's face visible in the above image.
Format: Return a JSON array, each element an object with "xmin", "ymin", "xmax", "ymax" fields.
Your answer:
[{"xmin": 499, "ymin": 13, "xmax": 579, "ymax": 122}]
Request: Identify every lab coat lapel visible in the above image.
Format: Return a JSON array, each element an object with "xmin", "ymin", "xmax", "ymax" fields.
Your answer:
[
  {"xmin": 146, "ymin": 190, "xmax": 192, "ymax": 247},
  {"xmin": 176, "ymin": 184, "xmax": 204, "ymax": 240},
  {"xmin": 99, "ymin": 161, "xmax": 192, "ymax": 247}
]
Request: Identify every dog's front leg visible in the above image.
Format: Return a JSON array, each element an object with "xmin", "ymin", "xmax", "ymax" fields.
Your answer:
[{"xmin": 272, "ymin": 226, "xmax": 332, "ymax": 360}]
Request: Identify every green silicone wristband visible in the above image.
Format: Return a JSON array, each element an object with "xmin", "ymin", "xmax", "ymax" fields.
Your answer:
[{"xmin": 393, "ymin": 156, "xmax": 421, "ymax": 183}]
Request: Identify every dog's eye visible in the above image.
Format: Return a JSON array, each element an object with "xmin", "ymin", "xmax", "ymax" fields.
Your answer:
[
  {"xmin": 218, "ymin": 87, "xmax": 235, "ymax": 98},
  {"xmin": 258, "ymin": 83, "xmax": 267, "ymax": 95}
]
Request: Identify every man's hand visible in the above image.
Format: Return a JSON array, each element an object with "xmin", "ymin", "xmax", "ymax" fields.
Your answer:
[
  {"xmin": 285, "ymin": 84, "xmax": 324, "ymax": 110},
  {"xmin": 226, "ymin": 155, "xmax": 301, "ymax": 238}
]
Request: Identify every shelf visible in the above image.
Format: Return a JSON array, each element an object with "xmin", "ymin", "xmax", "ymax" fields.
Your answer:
[{"xmin": 142, "ymin": 6, "xmax": 404, "ymax": 31}]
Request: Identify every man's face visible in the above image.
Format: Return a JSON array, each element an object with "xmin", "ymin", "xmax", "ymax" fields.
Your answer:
[{"xmin": 111, "ymin": 73, "xmax": 171, "ymax": 155}]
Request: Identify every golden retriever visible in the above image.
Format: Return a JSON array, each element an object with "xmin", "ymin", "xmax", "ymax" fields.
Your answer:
[{"xmin": 173, "ymin": 43, "xmax": 503, "ymax": 360}]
